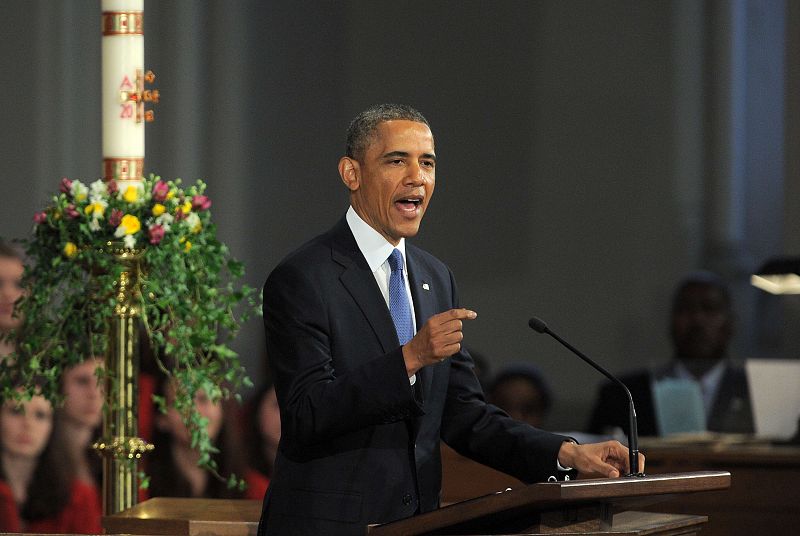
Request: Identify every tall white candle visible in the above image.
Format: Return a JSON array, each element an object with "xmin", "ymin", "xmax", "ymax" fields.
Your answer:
[{"xmin": 102, "ymin": 0, "xmax": 145, "ymax": 186}]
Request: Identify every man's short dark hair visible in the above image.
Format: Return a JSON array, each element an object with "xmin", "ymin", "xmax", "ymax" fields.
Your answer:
[
  {"xmin": 345, "ymin": 104, "xmax": 431, "ymax": 161},
  {"xmin": 671, "ymin": 270, "xmax": 732, "ymax": 314},
  {"xmin": 489, "ymin": 362, "xmax": 553, "ymax": 414}
]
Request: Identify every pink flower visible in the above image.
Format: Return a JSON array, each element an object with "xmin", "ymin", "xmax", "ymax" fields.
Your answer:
[
  {"xmin": 191, "ymin": 195, "xmax": 211, "ymax": 211},
  {"xmin": 148, "ymin": 224, "xmax": 166, "ymax": 245},
  {"xmin": 60, "ymin": 177, "xmax": 73, "ymax": 194},
  {"xmin": 107, "ymin": 180, "xmax": 119, "ymax": 195},
  {"xmin": 109, "ymin": 208, "xmax": 123, "ymax": 227},
  {"xmin": 64, "ymin": 204, "xmax": 80, "ymax": 219},
  {"xmin": 33, "ymin": 211, "xmax": 47, "ymax": 224},
  {"xmin": 152, "ymin": 180, "xmax": 169, "ymax": 202}
]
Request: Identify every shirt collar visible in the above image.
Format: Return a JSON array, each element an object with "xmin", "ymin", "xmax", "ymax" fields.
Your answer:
[
  {"xmin": 672, "ymin": 359, "xmax": 726, "ymax": 386},
  {"xmin": 346, "ymin": 206, "xmax": 406, "ymax": 273}
]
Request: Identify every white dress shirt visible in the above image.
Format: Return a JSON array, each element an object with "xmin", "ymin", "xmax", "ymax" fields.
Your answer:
[
  {"xmin": 346, "ymin": 207, "xmax": 417, "ymax": 385},
  {"xmin": 672, "ymin": 359, "xmax": 726, "ymax": 418}
]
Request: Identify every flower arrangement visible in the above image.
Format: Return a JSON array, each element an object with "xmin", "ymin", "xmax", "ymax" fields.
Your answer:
[{"xmin": 1, "ymin": 174, "xmax": 258, "ymax": 488}]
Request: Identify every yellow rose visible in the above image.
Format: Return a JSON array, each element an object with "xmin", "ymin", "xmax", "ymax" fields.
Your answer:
[
  {"xmin": 152, "ymin": 203, "xmax": 166, "ymax": 216},
  {"xmin": 166, "ymin": 190, "xmax": 176, "ymax": 201},
  {"xmin": 123, "ymin": 185, "xmax": 139, "ymax": 203},
  {"xmin": 183, "ymin": 240, "xmax": 192, "ymax": 253},
  {"xmin": 119, "ymin": 214, "xmax": 141, "ymax": 235},
  {"xmin": 181, "ymin": 200, "xmax": 192, "ymax": 214},
  {"xmin": 63, "ymin": 242, "xmax": 77, "ymax": 258}
]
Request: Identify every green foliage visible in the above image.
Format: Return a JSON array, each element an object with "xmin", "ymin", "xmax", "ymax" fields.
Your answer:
[{"xmin": 1, "ymin": 174, "xmax": 259, "ymax": 489}]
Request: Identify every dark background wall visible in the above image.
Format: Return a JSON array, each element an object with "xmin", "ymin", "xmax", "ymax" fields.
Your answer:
[{"xmin": 1, "ymin": 0, "xmax": 797, "ymax": 431}]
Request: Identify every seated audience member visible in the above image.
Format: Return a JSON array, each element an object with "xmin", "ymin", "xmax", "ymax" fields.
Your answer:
[
  {"xmin": 488, "ymin": 362, "xmax": 553, "ymax": 429},
  {"xmin": 587, "ymin": 271, "xmax": 754, "ymax": 437},
  {"xmin": 146, "ymin": 374, "xmax": 244, "ymax": 499},
  {"xmin": 0, "ymin": 240, "xmax": 24, "ymax": 359},
  {"xmin": 0, "ymin": 391, "xmax": 102, "ymax": 533},
  {"xmin": 241, "ymin": 382, "xmax": 281, "ymax": 500},
  {"xmin": 56, "ymin": 358, "xmax": 104, "ymax": 490}
]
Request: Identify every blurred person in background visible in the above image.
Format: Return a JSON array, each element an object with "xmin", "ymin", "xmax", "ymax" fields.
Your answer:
[
  {"xmin": 0, "ymin": 390, "xmax": 102, "ymax": 533},
  {"xmin": 0, "ymin": 240, "xmax": 24, "ymax": 359},
  {"xmin": 56, "ymin": 358, "xmax": 104, "ymax": 491},
  {"xmin": 587, "ymin": 271, "xmax": 754, "ymax": 437},
  {"xmin": 242, "ymin": 382, "xmax": 281, "ymax": 500},
  {"xmin": 146, "ymin": 373, "xmax": 244, "ymax": 499},
  {"xmin": 488, "ymin": 362, "xmax": 553, "ymax": 429}
]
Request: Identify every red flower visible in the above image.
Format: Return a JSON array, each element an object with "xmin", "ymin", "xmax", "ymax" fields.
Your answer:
[
  {"xmin": 191, "ymin": 195, "xmax": 211, "ymax": 211},
  {"xmin": 109, "ymin": 208, "xmax": 123, "ymax": 227},
  {"xmin": 33, "ymin": 211, "xmax": 47, "ymax": 224},
  {"xmin": 152, "ymin": 180, "xmax": 169, "ymax": 202},
  {"xmin": 148, "ymin": 224, "xmax": 166, "ymax": 245},
  {"xmin": 174, "ymin": 208, "xmax": 187, "ymax": 221},
  {"xmin": 107, "ymin": 180, "xmax": 119, "ymax": 195},
  {"xmin": 65, "ymin": 204, "xmax": 80, "ymax": 219},
  {"xmin": 60, "ymin": 177, "xmax": 73, "ymax": 194}
]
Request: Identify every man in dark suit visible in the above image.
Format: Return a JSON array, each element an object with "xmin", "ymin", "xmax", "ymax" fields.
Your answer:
[
  {"xmin": 587, "ymin": 271, "xmax": 754, "ymax": 437},
  {"xmin": 259, "ymin": 104, "xmax": 641, "ymax": 535}
]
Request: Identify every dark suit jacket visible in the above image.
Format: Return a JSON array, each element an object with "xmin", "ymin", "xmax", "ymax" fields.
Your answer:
[
  {"xmin": 258, "ymin": 217, "xmax": 571, "ymax": 535},
  {"xmin": 586, "ymin": 362, "xmax": 754, "ymax": 437}
]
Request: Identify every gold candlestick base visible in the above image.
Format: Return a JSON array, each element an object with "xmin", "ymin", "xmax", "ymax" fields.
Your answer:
[{"xmin": 94, "ymin": 244, "xmax": 150, "ymax": 515}]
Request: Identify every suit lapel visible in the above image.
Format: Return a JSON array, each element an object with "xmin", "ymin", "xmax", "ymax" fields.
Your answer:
[
  {"xmin": 406, "ymin": 248, "xmax": 436, "ymax": 404},
  {"xmin": 329, "ymin": 219, "xmax": 437, "ymax": 409},
  {"xmin": 330, "ymin": 219, "xmax": 399, "ymax": 355}
]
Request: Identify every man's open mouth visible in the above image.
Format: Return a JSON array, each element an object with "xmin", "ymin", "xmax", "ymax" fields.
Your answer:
[{"xmin": 395, "ymin": 197, "xmax": 422, "ymax": 211}]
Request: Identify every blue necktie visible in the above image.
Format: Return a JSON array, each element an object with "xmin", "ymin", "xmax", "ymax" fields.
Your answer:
[{"xmin": 388, "ymin": 249, "xmax": 414, "ymax": 345}]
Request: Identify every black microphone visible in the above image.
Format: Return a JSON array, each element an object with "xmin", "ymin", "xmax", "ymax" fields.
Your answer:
[{"xmin": 528, "ymin": 316, "xmax": 644, "ymax": 477}]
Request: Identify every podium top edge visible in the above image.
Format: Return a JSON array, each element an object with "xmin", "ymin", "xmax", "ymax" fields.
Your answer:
[{"xmin": 368, "ymin": 471, "xmax": 730, "ymax": 536}]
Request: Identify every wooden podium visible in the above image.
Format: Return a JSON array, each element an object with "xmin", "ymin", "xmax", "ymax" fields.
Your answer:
[
  {"xmin": 103, "ymin": 472, "xmax": 728, "ymax": 536},
  {"xmin": 367, "ymin": 471, "xmax": 729, "ymax": 535}
]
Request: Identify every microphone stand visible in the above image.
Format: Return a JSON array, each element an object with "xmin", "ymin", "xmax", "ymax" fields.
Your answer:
[{"xmin": 529, "ymin": 318, "xmax": 644, "ymax": 477}]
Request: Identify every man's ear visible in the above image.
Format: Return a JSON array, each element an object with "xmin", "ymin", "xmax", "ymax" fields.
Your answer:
[{"xmin": 339, "ymin": 157, "xmax": 360, "ymax": 192}]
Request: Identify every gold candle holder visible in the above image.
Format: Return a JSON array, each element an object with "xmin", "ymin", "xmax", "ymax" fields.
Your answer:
[{"xmin": 93, "ymin": 244, "xmax": 153, "ymax": 515}]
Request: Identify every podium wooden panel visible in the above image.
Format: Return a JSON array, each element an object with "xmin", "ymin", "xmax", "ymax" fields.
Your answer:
[
  {"xmin": 368, "ymin": 472, "xmax": 729, "ymax": 535},
  {"xmin": 639, "ymin": 441, "xmax": 800, "ymax": 536},
  {"xmin": 102, "ymin": 498, "xmax": 261, "ymax": 536}
]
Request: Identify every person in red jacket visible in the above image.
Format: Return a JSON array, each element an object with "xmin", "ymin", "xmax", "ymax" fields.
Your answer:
[
  {"xmin": 0, "ymin": 391, "xmax": 102, "ymax": 533},
  {"xmin": 57, "ymin": 358, "xmax": 104, "ymax": 490},
  {"xmin": 144, "ymin": 373, "xmax": 244, "ymax": 500}
]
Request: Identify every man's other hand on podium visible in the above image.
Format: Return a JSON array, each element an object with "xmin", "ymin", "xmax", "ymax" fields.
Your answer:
[{"xmin": 557, "ymin": 440, "xmax": 645, "ymax": 478}]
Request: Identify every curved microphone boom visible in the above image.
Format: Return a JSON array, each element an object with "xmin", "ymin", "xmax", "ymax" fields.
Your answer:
[{"xmin": 528, "ymin": 316, "xmax": 644, "ymax": 477}]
